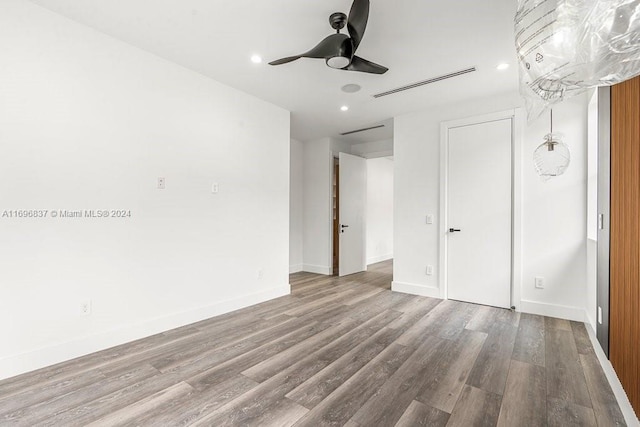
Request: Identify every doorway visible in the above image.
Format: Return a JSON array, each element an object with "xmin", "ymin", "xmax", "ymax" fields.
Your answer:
[
  {"xmin": 441, "ymin": 113, "xmax": 515, "ymax": 309},
  {"xmin": 332, "ymin": 152, "xmax": 394, "ymax": 277},
  {"xmin": 332, "ymin": 158, "xmax": 339, "ymax": 275}
]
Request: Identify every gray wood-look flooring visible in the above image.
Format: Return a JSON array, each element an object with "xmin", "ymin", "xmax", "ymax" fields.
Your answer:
[{"xmin": 0, "ymin": 261, "xmax": 626, "ymax": 426}]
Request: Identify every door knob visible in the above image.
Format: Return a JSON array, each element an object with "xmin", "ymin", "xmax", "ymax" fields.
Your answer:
[{"xmin": 449, "ymin": 228, "xmax": 461, "ymax": 233}]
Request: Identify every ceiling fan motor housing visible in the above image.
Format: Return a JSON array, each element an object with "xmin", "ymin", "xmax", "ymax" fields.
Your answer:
[{"xmin": 329, "ymin": 12, "xmax": 348, "ymax": 31}]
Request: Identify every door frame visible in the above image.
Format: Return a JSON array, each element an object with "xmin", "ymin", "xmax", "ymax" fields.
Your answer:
[{"xmin": 438, "ymin": 109, "xmax": 523, "ymax": 310}]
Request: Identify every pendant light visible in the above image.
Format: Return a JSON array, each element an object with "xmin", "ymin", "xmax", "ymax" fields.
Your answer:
[{"xmin": 533, "ymin": 109, "xmax": 570, "ymax": 180}]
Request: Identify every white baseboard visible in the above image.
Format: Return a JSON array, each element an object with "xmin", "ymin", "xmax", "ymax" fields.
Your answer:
[
  {"xmin": 302, "ymin": 264, "xmax": 332, "ymax": 275},
  {"xmin": 585, "ymin": 310, "xmax": 597, "ymax": 334},
  {"xmin": 289, "ymin": 264, "xmax": 303, "ymax": 274},
  {"xmin": 585, "ymin": 324, "xmax": 640, "ymax": 425},
  {"xmin": 367, "ymin": 254, "xmax": 393, "ymax": 265},
  {"xmin": 0, "ymin": 284, "xmax": 291, "ymax": 381},
  {"xmin": 518, "ymin": 300, "xmax": 586, "ymax": 322},
  {"xmin": 519, "ymin": 300, "xmax": 585, "ymax": 322},
  {"xmin": 392, "ymin": 281, "xmax": 441, "ymax": 299}
]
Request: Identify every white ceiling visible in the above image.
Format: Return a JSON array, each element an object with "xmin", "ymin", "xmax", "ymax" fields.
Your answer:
[{"xmin": 28, "ymin": 0, "xmax": 520, "ymax": 144}]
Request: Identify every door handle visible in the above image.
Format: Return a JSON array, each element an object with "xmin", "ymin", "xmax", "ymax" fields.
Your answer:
[
  {"xmin": 340, "ymin": 224, "xmax": 349, "ymax": 233},
  {"xmin": 449, "ymin": 228, "xmax": 461, "ymax": 233}
]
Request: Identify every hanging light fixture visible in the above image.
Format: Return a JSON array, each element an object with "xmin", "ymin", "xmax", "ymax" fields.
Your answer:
[{"xmin": 533, "ymin": 109, "xmax": 570, "ymax": 180}]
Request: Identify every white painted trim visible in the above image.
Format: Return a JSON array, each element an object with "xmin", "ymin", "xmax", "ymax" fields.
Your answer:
[
  {"xmin": 289, "ymin": 264, "xmax": 303, "ymax": 274},
  {"xmin": 328, "ymin": 149, "xmax": 335, "ymax": 278},
  {"xmin": 367, "ymin": 254, "xmax": 393, "ymax": 265},
  {"xmin": 303, "ymin": 264, "xmax": 333, "ymax": 275},
  {"xmin": 512, "ymin": 108, "xmax": 524, "ymax": 311},
  {"xmin": 392, "ymin": 281, "xmax": 442, "ymax": 299},
  {"xmin": 0, "ymin": 284, "xmax": 291, "ymax": 381},
  {"xmin": 439, "ymin": 122, "xmax": 448, "ymax": 300},
  {"xmin": 520, "ymin": 299, "xmax": 585, "ymax": 322},
  {"xmin": 585, "ymin": 324, "xmax": 640, "ymax": 426},
  {"xmin": 439, "ymin": 109, "xmax": 521, "ymax": 306}
]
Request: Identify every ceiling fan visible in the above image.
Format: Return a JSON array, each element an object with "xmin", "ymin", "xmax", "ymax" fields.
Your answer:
[{"xmin": 269, "ymin": 0, "xmax": 388, "ymax": 74}]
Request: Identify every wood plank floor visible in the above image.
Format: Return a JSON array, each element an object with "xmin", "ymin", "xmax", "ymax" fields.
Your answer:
[{"xmin": 0, "ymin": 260, "xmax": 627, "ymax": 426}]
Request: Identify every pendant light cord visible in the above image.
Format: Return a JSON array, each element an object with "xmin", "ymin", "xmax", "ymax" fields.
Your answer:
[{"xmin": 550, "ymin": 109, "xmax": 553, "ymax": 134}]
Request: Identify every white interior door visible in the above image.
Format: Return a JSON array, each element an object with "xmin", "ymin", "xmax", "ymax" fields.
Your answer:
[
  {"xmin": 339, "ymin": 152, "xmax": 367, "ymax": 276},
  {"xmin": 447, "ymin": 118, "xmax": 512, "ymax": 308}
]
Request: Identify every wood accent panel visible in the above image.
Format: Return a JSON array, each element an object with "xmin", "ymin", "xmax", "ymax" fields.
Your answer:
[{"xmin": 610, "ymin": 75, "xmax": 640, "ymax": 415}]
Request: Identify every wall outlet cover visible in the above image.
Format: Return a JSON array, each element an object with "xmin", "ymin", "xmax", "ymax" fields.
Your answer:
[{"xmin": 80, "ymin": 299, "xmax": 92, "ymax": 316}]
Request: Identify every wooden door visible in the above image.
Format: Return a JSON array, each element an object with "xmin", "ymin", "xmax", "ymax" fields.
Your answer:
[{"xmin": 610, "ymin": 75, "xmax": 640, "ymax": 415}]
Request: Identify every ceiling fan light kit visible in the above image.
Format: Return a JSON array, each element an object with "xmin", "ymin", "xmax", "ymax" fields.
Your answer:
[
  {"xmin": 327, "ymin": 56, "xmax": 351, "ymax": 69},
  {"xmin": 269, "ymin": 0, "xmax": 388, "ymax": 74}
]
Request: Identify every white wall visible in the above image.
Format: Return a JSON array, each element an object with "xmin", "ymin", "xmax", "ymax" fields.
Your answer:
[
  {"xmin": 352, "ymin": 139, "xmax": 394, "ymax": 158},
  {"xmin": 302, "ymin": 138, "xmax": 333, "ymax": 274},
  {"xmin": 393, "ymin": 91, "xmax": 589, "ymax": 321},
  {"xmin": 367, "ymin": 158, "xmax": 394, "ymax": 264},
  {"xmin": 520, "ymin": 95, "xmax": 588, "ymax": 321},
  {"xmin": 330, "ymin": 138, "xmax": 351, "ymax": 156},
  {"xmin": 585, "ymin": 89, "xmax": 599, "ymax": 330},
  {"xmin": 290, "ymin": 139, "xmax": 304, "ymax": 273},
  {"xmin": 0, "ymin": 0, "xmax": 290, "ymax": 380}
]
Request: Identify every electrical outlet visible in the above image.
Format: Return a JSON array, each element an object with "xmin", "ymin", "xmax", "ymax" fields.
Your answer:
[
  {"xmin": 212, "ymin": 182, "xmax": 219, "ymax": 194},
  {"xmin": 426, "ymin": 215, "xmax": 434, "ymax": 224},
  {"xmin": 80, "ymin": 299, "xmax": 92, "ymax": 316},
  {"xmin": 426, "ymin": 265, "xmax": 434, "ymax": 275},
  {"xmin": 157, "ymin": 177, "xmax": 165, "ymax": 189},
  {"xmin": 534, "ymin": 277, "xmax": 545, "ymax": 289},
  {"xmin": 257, "ymin": 269, "xmax": 264, "ymax": 279}
]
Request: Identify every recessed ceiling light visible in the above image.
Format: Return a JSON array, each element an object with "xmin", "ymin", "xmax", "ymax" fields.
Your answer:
[
  {"xmin": 251, "ymin": 55, "xmax": 262, "ymax": 64},
  {"xmin": 496, "ymin": 63, "xmax": 510, "ymax": 70},
  {"xmin": 340, "ymin": 105, "xmax": 349, "ymax": 112}
]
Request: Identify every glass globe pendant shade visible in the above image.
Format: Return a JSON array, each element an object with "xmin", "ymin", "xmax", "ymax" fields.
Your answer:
[{"xmin": 533, "ymin": 132, "xmax": 570, "ymax": 180}]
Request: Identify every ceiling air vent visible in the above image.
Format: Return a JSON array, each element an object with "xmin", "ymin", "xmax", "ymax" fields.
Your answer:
[
  {"xmin": 340, "ymin": 124, "xmax": 385, "ymax": 136},
  {"xmin": 372, "ymin": 67, "xmax": 477, "ymax": 98}
]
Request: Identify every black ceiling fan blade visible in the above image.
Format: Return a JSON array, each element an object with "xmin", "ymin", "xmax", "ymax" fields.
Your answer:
[
  {"xmin": 344, "ymin": 56, "xmax": 388, "ymax": 74},
  {"xmin": 303, "ymin": 33, "xmax": 349, "ymax": 58},
  {"xmin": 269, "ymin": 34, "xmax": 348, "ymax": 66},
  {"xmin": 269, "ymin": 56, "xmax": 302, "ymax": 65},
  {"xmin": 347, "ymin": 0, "xmax": 369, "ymax": 50}
]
